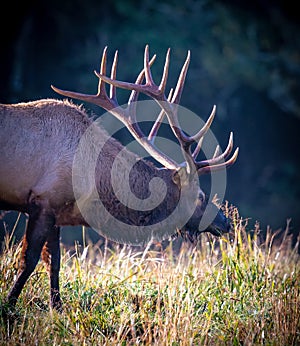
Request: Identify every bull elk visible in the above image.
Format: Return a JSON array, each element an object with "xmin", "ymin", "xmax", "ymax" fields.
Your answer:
[{"xmin": 0, "ymin": 45, "xmax": 238, "ymax": 311}]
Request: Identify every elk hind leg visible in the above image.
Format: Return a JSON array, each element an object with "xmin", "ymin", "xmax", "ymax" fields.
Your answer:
[
  {"xmin": 41, "ymin": 226, "xmax": 62, "ymax": 311},
  {"xmin": 6, "ymin": 208, "xmax": 54, "ymax": 308}
]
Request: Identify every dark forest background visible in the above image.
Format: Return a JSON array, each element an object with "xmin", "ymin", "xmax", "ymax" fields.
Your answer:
[{"xmin": 1, "ymin": 0, "xmax": 299, "ymax": 245}]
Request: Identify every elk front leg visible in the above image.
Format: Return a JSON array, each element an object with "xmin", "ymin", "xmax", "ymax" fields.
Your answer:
[
  {"xmin": 6, "ymin": 208, "xmax": 54, "ymax": 308},
  {"xmin": 41, "ymin": 226, "xmax": 62, "ymax": 311}
]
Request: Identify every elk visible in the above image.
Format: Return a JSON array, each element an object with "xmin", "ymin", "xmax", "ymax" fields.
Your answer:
[{"xmin": 0, "ymin": 45, "xmax": 238, "ymax": 312}]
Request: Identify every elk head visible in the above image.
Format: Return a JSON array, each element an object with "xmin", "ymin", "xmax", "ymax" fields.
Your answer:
[{"xmin": 52, "ymin": 45, "xmax": 238, "ymax": 242}]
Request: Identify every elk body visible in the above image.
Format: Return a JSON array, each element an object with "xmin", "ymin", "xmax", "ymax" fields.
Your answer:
[{"xmin": 0, "ymin": 46, "xmax": 238, "ymax": 311}]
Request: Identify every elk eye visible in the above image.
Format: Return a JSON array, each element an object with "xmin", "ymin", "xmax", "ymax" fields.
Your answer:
[{"xmin": 198, "ymin": 191, "xmax": 205, "ymax": 203}]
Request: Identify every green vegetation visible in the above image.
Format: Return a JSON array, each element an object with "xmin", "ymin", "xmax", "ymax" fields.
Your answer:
[{"xmin": 1, "ymin": 207, "xmax": 299, "ymax": 345}]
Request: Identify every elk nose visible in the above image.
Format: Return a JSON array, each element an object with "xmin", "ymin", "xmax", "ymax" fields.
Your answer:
[{"xmin": 209, "ymin": 209, "xmax": 231, "ymax": 235}]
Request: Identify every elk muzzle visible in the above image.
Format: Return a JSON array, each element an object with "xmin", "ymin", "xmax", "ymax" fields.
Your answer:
[{"xmin": 182, "ymin": 201, "xmax": 231, "ymax": 242}]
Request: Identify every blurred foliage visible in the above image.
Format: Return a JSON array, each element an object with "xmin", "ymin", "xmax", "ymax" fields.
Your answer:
[
  {"xmin": 4, "ymin": 0, "xmax": 300, "ymax": 116},
  {"xmin": 0, "ymin": 0, "xmax": 299, "ymax": 238}
]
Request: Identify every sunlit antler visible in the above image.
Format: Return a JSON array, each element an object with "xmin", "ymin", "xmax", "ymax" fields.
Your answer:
[{"xmin": 52, "ymin": 45, "xmax": 239, "ymax": 174}]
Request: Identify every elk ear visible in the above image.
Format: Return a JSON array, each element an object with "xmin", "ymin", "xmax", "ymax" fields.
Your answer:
[{"xmin": 172, "ymin": 167, "xmax": 189, "ymax": 187}]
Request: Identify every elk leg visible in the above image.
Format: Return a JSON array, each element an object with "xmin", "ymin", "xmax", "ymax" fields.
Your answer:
[
  {"xmin": 41, "ymin": 226, "xmax": 62, "ymax": 311},
  {"xmin": 6, "ymin": 208, "xmax": 54, "ymax": 308}
]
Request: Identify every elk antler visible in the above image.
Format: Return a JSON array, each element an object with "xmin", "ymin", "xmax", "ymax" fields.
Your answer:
[{"xmin": 52, "ymin": 45, "xmax": 239, "ymax": 175}]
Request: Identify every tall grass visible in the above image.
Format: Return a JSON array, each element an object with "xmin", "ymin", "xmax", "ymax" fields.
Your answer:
[{"xmin": 0, "ymin": 207, "xmax": 299, "ymax": 345}]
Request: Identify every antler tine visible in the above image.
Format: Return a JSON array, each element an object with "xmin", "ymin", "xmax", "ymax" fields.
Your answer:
[
  {"xmin": 192, "ymin": 137, "xmax": 204, "ymax": 159},
  {"xmin": 144, "ymin": 44, "xmax": 155, "ymax": 85},
  {"xmin": 213, "ymin": 145, "xmax": 221, "ymax": 158},
  {"xmin": 127, "ymin": 54, "xmax": 156, "ymax": 126},
  {"xmin": 171, "ymin": 50, "xmax": 191, "ymax": 105},
  {"xmin": 97, "ymin": 46, "xmax": 108, "ymax": 96},
  {"xmin": 129, "ymin": 54, "xmax": 156, "ymax": 105},
  {"xmin": 196, "ymin": 132, "xmax": 234, "ymax": 169},
  {"xmin": 109, "ymin": 50, "xmax": 118, "ymax": 100},
  {"xmin": 197, "ymin": 147, "xmax": 239, "ymax": 175},
  {"xmin": 191, "ymin": 105, "xmax": 216, "ymax": 142},
  {"xmin": 214, "ymin": 132, "xmax": 234, "ymax": 160},
  {"xmin": 158, "ymin": 48, "xmax": 170, "ymax": 93},
  {"xmin": 191, "ymin": 107, "xmax": 219, "ymax": 159}
]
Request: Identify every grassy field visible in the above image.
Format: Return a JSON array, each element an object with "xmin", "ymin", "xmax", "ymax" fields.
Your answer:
[{"xmin": 0, "ymin": 207, "xmax": 299, "ymax": 345}]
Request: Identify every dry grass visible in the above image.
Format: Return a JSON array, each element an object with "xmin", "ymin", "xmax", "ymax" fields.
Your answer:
[{"xmin": 0, "ymin": 206, "xmax": 299, "ymax": 345}]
